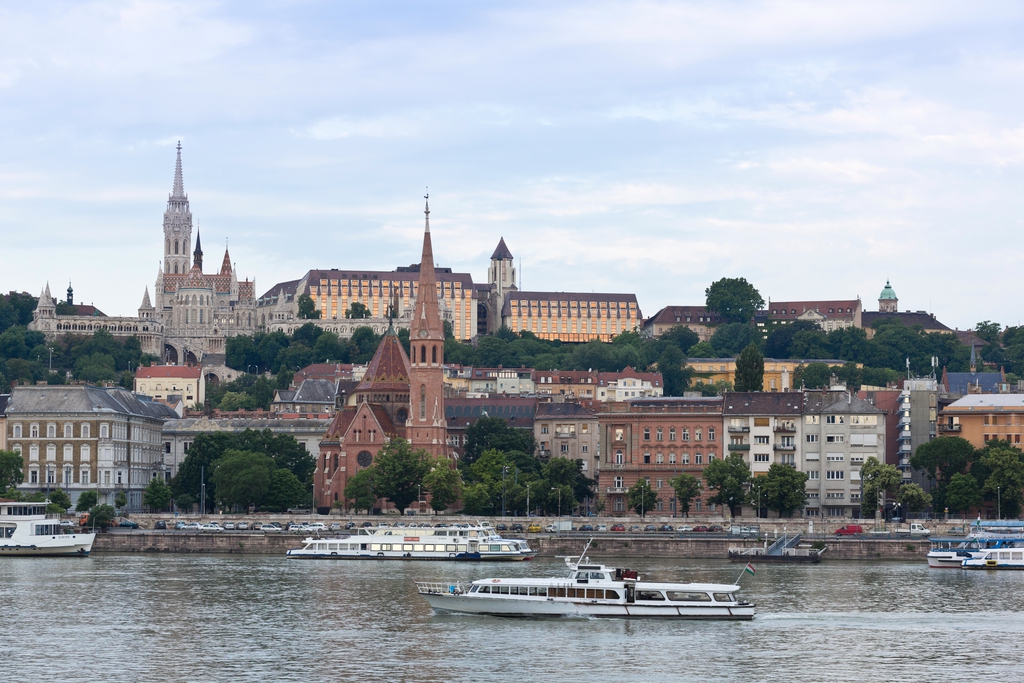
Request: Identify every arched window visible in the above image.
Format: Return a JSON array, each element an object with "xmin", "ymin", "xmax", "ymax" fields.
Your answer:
[
  {"xmin": 81, "ymin": 444, "xmax": 90, "ymax": 460},
  {"xmin": 174, "ymin": 264, "xmax": 179, "ymax": 274},
  {"xmin": 166, "ymin": 239, "xmax": 170, "ymax": 254},
  {"xmin": 396, "ymin": 409, "xmax": 408, "ymax": 423},
  {"xmin": 174, "ymin": 240, "xmax": 179, "ymax": 254},
  {"xmin": 432, "ymin": 345, "xmax": 437, "ymax": 363},
  {"xmin": 420, "ymin": 345, "xmax": 426, "ymax": 363},
  {"xmin": 420, "ymin": 385, "xmax": 426, "ymax": 419}
]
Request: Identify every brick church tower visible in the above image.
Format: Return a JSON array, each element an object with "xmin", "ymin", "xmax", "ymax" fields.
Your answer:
[{"xmin": 407, "ymin": 194, "xmax": 449, "ymax": 458}]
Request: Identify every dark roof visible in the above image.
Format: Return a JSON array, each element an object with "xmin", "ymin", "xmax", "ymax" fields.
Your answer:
[
  {"xmin": 763, "ymin": 300, "xmax": 859, "ymax": 320},
  {"xmin": 445, "ymin": 397, "xmax": 538, "ymax": 430},
  {"xmin": 803, "ymin": 390, "xmax": 882, "ymax": 415},
  {"xmin": 862, "ymin": 311, "xmax": 952, "ymax": 332},
  {"xmin": 943, "ymin": 372, "xmax": 1005, "ymax": 395},
  {"xmin": 274, "ymin": 390, "xmax": 297, "ymax": 402},
  {"xmin": 257, "ymin": 278, "xmax": 301, "ymax": 305},
  {"xmin": 6, "ymin": 385, "xmax": 178, "ymax": 420},
  {"xmin": 292, "ymin": 379, "xmax": 338, "ymax": 404},
  {"xmin": 502, "ymin": 291, "xmax": 640, "ymax": 318},
  {"xmin": 535, "ymin": 402, "xmax": 596, "ymax": 419},
  {"xmin": 644, "ymin": 305, "xmax": 722, "ymax": 327},
  {"xmin": 490, "ymin": 237, "xmax": 514, "ymax": 261},
  {"xmin": 723, "ymin": 392, "xmax": 804, "ymax": 415}
]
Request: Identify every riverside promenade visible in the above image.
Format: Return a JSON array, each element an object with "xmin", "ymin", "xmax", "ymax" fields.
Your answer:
[{"xmin": 93, "ymin": 529, "xmax": 931, "ymax": 560}]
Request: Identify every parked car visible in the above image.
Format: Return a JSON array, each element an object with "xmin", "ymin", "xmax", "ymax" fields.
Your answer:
[
  {"xmin": 677, "ymin": 525, "xmax": 693, "ymax": 533},
  {"xmin": 287, "ymin": 522, "xmax": 306, "ymax": 531},
  {"xmin": 261, "ymin": 523, "xmax": 283, "ymax": 532},
  {"xmin": 526, "ymin": 523, "xmax": 543, "ymax": 533},
  {"xmin": 252, "ymin": 522, "xmax": 264, "ymax": 530},
  {"xmin": 835, "ymin": 525, "xmax": 864, "ymax": 536},
  {"xmin": 182, "ymin": 522, "xmax": 202, "ymax": 531},
  {"xmin": 692, "ymin": 525, "xmax": 710, "ymax": 533},
  {"xmin": 579, "ymin": 524, "xmax": 594, "ymax": 532},
  {"xmin": 329, "ymin": 522, "xmax": 342, "ymax": 531},
  {"xmin": 118, "ymin": 520, "xmax": 140, "ymax": 529},
  {"xmin": 657, "ymin": 525, "xmax": 674, "ymax": 532},
  {"xmin": 345, "ymin": 522, "xmax": 356, "ymax": 530},
  {"xmin": 610, "ymin": 524, "xmax": 626, "ymax": 532},
  {"xmin": 495, "ymin": 523, "xmax": 508, "ymax": 531},
  {"xmin": 361, "ymin": 521, "xmax": 373, "ymax": 528},
  {"xmin": 709, "ymin": 525, "xmax": 724, "ymax": 533},
  {"xmin": 643, "ymin": 525, "xmax": 657, "ymax": 532},
  {"xmin": 433, "ymin": 523, "xmax": 448, "ymax": 528},
  {"xmin": 154, "ymin": 520, "xmax": 167, "ymax": 530},
  {"xmin": 174, "ymin": 521, "xmax": 187, "ymax": 530},
  {"xmin": 510, "ymin": 523, "xmax": 524, "ymax": 532},
  {"xmin": 223, "ymin": 522, "xmax": 236, "ymax": 530},
  {"xmin": 394, "ymin": 522, "xmax": 406, "ymax": 528},
  {"xmin": 237, "ymin": 522, "xmax": 249, "ymax": 531},
  {"xmin": 544, "ymin": 524, "xmax": 556, "ymax": 533},
  {"xmin": 596, "ymin": 524, "xmax": 608, "ymax": 532},
  {"xmin": 199, "ymin": 523, "xmax": 223, "ymax": 532},
  {"xmin": 306, "ymin": 522, "xmax": 327, "ymax": 531}
]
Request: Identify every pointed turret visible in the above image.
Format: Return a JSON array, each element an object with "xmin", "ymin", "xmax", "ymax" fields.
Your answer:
[
  {"xmin": 140, "ymin": 287, "xmax": 152, "ymax": 309},
  {"xmin": 43, "ymin": 282, "xmax": 52, "ymax": 302},
  {"xmin": 490, "ymin": 237, "xmax": 514, "ymax": 261},
  {"xmin": 970, "ymin": 344, "xmax": 977, "ymax": 374},
  {"xmin": 193, "ymin": 231, "xmax": 204, "ymax": 271},
  {"xmin": 66, "ymin": 281, "xmax": 74, "ymax": 305},
  {"xmin": 172, "ymin": 141, "xmax": 185, "ymax": 198},
  {"xmin": 412, "ymin": 195, "xmax": 442, "ymax": 335},
  {"xmin": 220, "ymin": 245, "xmax": 232, "ymax": 275}
]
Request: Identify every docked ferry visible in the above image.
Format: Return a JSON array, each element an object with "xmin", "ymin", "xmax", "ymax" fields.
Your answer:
[
  {"xmin": 0, "ymin": 500, "xmax": 95, "ymax": 557},
  {"xmin": 927, "ymin": 521, "xmax": 1024, "ymax": 568},
  {"xmin": 416, "ymin": 544, "xmax": 755, "ymax": 620},
  {"xmin": 286, "ymin": 522, "xmax": 535, "ymax": 561}
]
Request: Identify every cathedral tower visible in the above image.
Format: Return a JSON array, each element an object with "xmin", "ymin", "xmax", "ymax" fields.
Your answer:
[
  {"xmin": 407, "ymin": 195, "xmax": 449, "ymax": 458},
  {"xmin": 163, "ymin": 142, "xmax": 193, "ymax": 276}
]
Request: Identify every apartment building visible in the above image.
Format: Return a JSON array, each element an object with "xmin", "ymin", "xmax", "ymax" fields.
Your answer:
[
  {"xmin": 134, "ymin": 365, "xmax": 205, "ymax": 406},
  {"xmin": 534, "ymin": 402, "xmax": 599, "ymax": 474},
  {"xmin": 689, "ymin": 358, "xmax": 856, "ymax": 393},
  {"xmin": 939, "ymin": 395, "xmax": 1024, "ymax": 448}
]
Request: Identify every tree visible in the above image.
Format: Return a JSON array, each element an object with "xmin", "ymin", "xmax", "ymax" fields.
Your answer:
[
  {"xmin": 297, "ymin": 294, "xmax": 321, "ymax": 319},
  {"xmin": 0, "ymin": 449, "xmax": 23, "ymax": 490},
  {"xmin": 89, "ymin": 504, "xmax": 116, "ymax": 529},
  {"xmin": 172, "ymin": 432, "xmax": 236, "ymax": 508},
  {"xmin": 944, "ymin": 473, "xmax": 982, "ymax": 517},
  {"xmin": 175, "ymin": 493, "xmax": 196, "ymax": 511},
  {"xmin": 688, "ymin": 341, "xmax": 716, "ymax": 358},
  {"xmin": 735, "ymin": 343, "xmax": 764, "ymax": 392},
  {"xmin": 344, "ymin": 468, "xmax": 376, "ymax": 513},
  {"xmin": 709, "ymin": 323, "xmax": 760, "ymax": 357},
  {"xmin": 669, "ymin": 473, "xmax": 701, "ymax": 517},
  {"xmin": 703, "ymin": 453, "xmax": 751, "ymax": 515},
  {"xmin": 759, "ymin": 464, "xmax": 809, "ymax": 517},
  {"xmin": 860, "ymin": 457, "xmax": 902, "ymax": 516},
  {"xmin": 980, "ymin": 443, "xmax": 1024, "ymax": 519},
  {"xmin": 75, "ymin": 490, "xmax": 98, "ymax": 512},
  {"xmin": 627, "ymin": 479, "xmax": 658, "ymax": 517},
  {"xmin": 897, "ymin": 482, "xmax": 932, "ymax": 514},
  {"xmin": 345, "ymin": 302, "xmax": 371, "ymax": 319},
  {"xmin": 48, "ymin": 488, "xmax": 72, "ymax": 512},
  {"xmin": 910, "ymin": 436, "xmax": 974, "ymax": 489},
  {"xmin": 705, "ymin": 277, "xmax": 764, "ymax": 325},
  {"xmin": 219, "ymin": 391, "xmax": 257, "ymax": 411},
  {"xmin": 460, "ymin": 482, "xmax": 493, "ymax": 516},
  {"xmin": 423, "ymin": 457, "xmax": 462, "ymax": 512},
  {"xmin": 371, "ymin": 438, "xmax": 431, "ymax": 513},
  {"xmin": 658, "ymin": 345, "xmax": 690, "ymax": 397},
  {"xmin": 211, "ymin": 450, "xmax": 275, "ymax": 509},
  {"xmin": 462, "ymin": 416, "xmax": 537, "ymax": 468},
  {"xmin": 143, "ymin": 477, "xmax": 173, "ymax": 511},
  {"xmin": 263, "ymin": 468, "xmax": 307, "ymax": 512},
  {"xmin": 114, "ymin": 490, "xmax": 128, "ymax": 510}
]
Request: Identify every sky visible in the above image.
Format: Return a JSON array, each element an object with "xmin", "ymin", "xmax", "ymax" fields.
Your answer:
[{"xmin": 2, "ymin": 1, "xmax": 1023, "ymax": 331}]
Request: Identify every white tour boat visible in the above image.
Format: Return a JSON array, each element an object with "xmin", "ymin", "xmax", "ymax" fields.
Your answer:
[
  {"xmin": 416, "ymin": 542, "xmax": 756, "ymax": 620},
  {"xmin": 927, "ymin": 521, "xmax": 1024, "ymax": 568},
  {"xmin": 961, "ymin": 547, "xmax": 1024, "ymax": 570},
  {"xmin": 286, "ymin": 522, "xmax": 535, "ymax": 561},
  {"xmin": 0, "ymin": 500, "xmax": 95, "ymax": 557}
]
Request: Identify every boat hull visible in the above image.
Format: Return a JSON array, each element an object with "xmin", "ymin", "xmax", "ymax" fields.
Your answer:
[
  {"xmin": 420, "ymin": 593, "xmax": 754, "ymax": 620},
  {"xmin": 287, "ymin": 550, "xmax": 534, "ymax": 561},
  {"xmin": 0, "ymin": 533, "xmax": 95, "ymax": 557},
  {"xmin": 928, "ymin": 552, "xmax": 976, "ymax": 568}
]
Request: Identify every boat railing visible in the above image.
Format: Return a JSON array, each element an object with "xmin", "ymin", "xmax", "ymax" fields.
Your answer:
[{"xmin": 415, "ymin": 580, "xmax": 466, "ymax": 595}]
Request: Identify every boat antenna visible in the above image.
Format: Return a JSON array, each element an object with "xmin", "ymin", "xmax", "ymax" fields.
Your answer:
[{"xmin": 577, "ymin": 537, "xmax": 594, "ymax": 565}]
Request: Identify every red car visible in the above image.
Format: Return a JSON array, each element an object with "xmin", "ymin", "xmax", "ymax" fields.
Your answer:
[
  {"xmin": 834, "ymin": 525, "xmax": 864, "ymax": 536},
  {"xmin": 692, "ymin": 525, "xmax": 710, "ymax": 533},
  {"xmin": 610, "ymin": 524, "xmax": 626, "ymax": 532}
]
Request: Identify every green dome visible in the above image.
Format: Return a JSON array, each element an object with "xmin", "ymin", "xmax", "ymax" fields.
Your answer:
[{"xmin": 879, "ymin": 280, "xmax": 897, "ymax": 300}]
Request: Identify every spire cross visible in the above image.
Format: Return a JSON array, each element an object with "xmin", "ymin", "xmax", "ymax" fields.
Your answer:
[{"xmin": 424, "ymin": 188, "xmax": 430, "ymax": 232}]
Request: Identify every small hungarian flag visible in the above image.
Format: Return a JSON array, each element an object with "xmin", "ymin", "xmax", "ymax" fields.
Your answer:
[{"xmin": 744, "ymin": 563, "xmax": 756, "ymax": 576}]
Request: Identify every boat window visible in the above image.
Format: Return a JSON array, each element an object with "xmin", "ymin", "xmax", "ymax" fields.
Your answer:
[
  {"xmin": 499, "ymin": 586, "xmax": 510, "ymax": 594},
  {"xmin": 552, "ymin": 587, "xmax": 566, "ymax": 597},
  {"xmin": 666, "ymin": 591, "xmax": 713, "ymax": 602},
  {"xmin": 360, "ymin": 544, "xmax": 368, "ymax": 550},
  {"xmin": 469, "ymin": 586, "xmax": 478, "ymax": 593},
  {"xmin": 458, "ymin": 546, "xmax": 468, "ymax": 553},
  {"xmin": 1, "ymin": 525, "xmax": 15, "ymax": 539},
  {"xmin": 489, "ymin": 545, "xmax": 501, "ymax": 552},
  {"xmin": 500, "ymin": 545, "xmax": 510, "ymax": 552},
  {"xmin": 586, "ymin": 589, "xmax": 598, "ymax": 599},
  {"xmin": 591, "ymin": 573, "xmax": 606, "ymax": 580},
  {"xmin": 713, "ymin": 593, "xmax": 734, "ymax": 602},
  {"xmin": 382, "ymin": 544, "xmax": 392, "ymax": 551},
  {"xmin": 636, "ymin": 590, "xmax": 665, "ymax": 601},
  {"xmin": 446, "ymin": 544, "xmax": 457, "ymax": 552},
  {"xmin": 478, "ymin": 586, "xmax": 490, "ymax": 593},
  {"xmin": 402, "ymin": 544, "xmax": 413, "ymax": 551},
  {"xmin": 537, "ymin": 587, "xmax": 547, "ymax": 596},
  {"xmin": 604, "ymin": 590, "xmax": 620, "ymax": 599},
  {"xmin": 1014, "ymin": 553, "xmax": 1023, "ymax": 561},
  {"xmin": 425, "ymin": 545, "xmax": 435, "ymax": 552}
]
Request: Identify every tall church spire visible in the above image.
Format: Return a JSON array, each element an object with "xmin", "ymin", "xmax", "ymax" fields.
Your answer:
[
  {"xmin": 193, "ymin": 230, "xmax": 203, "ymax": 271},
  {"xmin": 172, "ymin": 141, "xmax": 185, "ymax": 198}
]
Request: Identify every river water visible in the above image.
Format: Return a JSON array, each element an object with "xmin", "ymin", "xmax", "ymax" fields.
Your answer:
[{"xmin": 2, "ymin": 552, "xmax": 1022, "ymax": 683}]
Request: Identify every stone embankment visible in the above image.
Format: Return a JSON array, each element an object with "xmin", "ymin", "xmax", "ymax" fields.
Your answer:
[{"xmin": 93, "ymin": 531, "xmax": 930, "ymax": 560}]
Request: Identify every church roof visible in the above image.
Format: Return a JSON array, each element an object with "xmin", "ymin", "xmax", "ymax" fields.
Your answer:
[
  {"xmin": 220, "ymin": 247, "xmax": 232, "ymax": 275},
  {"xmin": 491, "ymin": 237, "xmax": 514, "ymax": 261},
  {"xmin": 879, "ymin": 280, "xmax": 897, "ymax": 300},
  {"xmin": 140, "ymin": 287, "xmax": 152, "ymax": 309},
  {"xmin": 355, "ymin": 332, "xmax": 411, "ymax": 393}
]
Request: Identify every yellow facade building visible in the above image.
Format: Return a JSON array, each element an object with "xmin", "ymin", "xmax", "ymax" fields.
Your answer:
[
  {"xmin": 688, "ymin": 358, "xmax": 860, "ymax": 392},
  {"xmin": 502, "ymin": 292, "xmax": 641, "ymax": 342}
]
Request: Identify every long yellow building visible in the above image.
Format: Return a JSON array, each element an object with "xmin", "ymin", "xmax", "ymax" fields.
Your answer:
[{"xmin": 688, "ymin": 358, "xmax": 861, "ymax": 392}]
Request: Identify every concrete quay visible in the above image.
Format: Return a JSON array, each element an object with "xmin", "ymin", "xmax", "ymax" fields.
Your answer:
[{"xmin": 92, "ymin": 530, "xmax": 931, "ymax": 560}]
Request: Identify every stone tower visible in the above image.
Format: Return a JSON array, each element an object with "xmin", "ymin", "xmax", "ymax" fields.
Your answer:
[
  {"xmin": 407, "ymin": 195, "xmax": 448, "ymax": 458},
  {"xmin": 163, "ymin": 142, "xmax": 192, "ymax": 276},
  {"xmin": 878, "ymin": 280, "xmax": 898, "ymax": 313},
  {"xmin": 486, "ymin": 237, "xmax": 516, "ymax": 334}
]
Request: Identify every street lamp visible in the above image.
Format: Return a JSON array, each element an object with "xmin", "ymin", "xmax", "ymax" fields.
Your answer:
[
  {"xmin": 418, "ymin": 484, "xmax": 422, "ymax": 513},
  {"xmin": 998, "ymin": 486, "xmax": 1001, "ymax": 521},
  {"xmin": 551, "ymin": 487, "xmax": 561, "ymax": 520},
  {"xmin": 501, "ymin": 466, "xmax": 508, "ymax": 518},
  {"xmin": 47, "ymin": 347, "xmax": 54, "ymax": 373},
  {"xmin": 526, "ymin": 484, "xmax": 530, "ymax": 517}
]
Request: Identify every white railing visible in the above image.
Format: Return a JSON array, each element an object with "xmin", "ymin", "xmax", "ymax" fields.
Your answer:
[{"xmin": 415, "ymin": 580, "xmax": 467, "ymax": 595}]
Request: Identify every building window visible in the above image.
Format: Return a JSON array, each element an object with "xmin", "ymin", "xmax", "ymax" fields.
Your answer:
[
  {"xmin": 64, "ymin": 466, "xmax": 72, "ymax": 485},
  {"xmin": 541, "ymin": 425, "xmax": 549, "ymax": 434},
  {"xmin": 100, "ymin": 424, "xmax": 109, "ymax": 438},
  {"xmin": 754, "ymin": 454, "xmax": 770, "ymax": 462},
  {"xmin": 656, "ymin": 479, "xmax": 663, "ymax": 489},
  {"xmin": 30, "ymin": 424, "xmax": 39, "ymax": 438},
  {"xmin": 643, "ymin": 427, "xmax": 650, "ymax": 441},
  {"xmin": 82, "ymin": 424, "xmax": 90, "ymax": 438},
  {"xmin": 581, "ymin": 444, "xmax": 588, "ymax": 453},
  {"xmin": 826, "ymin": 415, "xmax": 843, "ymax": 424},
  {"xmin": 806, "ymin": 434, "xmax": 819, "ymax": 443},
  {"xmin": 695, "ymin": 453, "xmax": 703, "ymax": 464},
  {"xmin": 681, "ymin": 428, "xmax": 689, "ymax": 441},
  {"xmin": 681, "ymin": 453, "xmax": 690, "ymax": 464},
  {"xmin": 708, "ymin": 427, "xmax": 715, "ymax": 442},
  {"xmin": 826, "ymin": 435, "xmax": 845, "ymax": 443},
  {"xmin": 656, "ymin": 427, "xmax": 663, "ymax": 441},
  {"xmin": 694, "ymin": 428, "xmax": 702, "ymax": 441},
  {"xmin": 805, "ymin": 416, "xmax": 820, "ymax": 425},
  {"xmin": 643, "ymin": 453, "xmax": 651, "ymax": 464},
  {"xmin": 613, "ymin": 497, "xmax": 625, "ymax": 512},
  {"xmin": 614, "ymin": 428, "xmax": 624, "ymax": 441},
  {"xmin": 656, "ymin": 452, "xmax": 664, "ymax": 464},
  {"xmin": 30, "ymin": 469, "xmax": 38, "ymax": 484},
  {"xmin": 46, "ymin": 444, "xmax": 56, "ymax": 461},
  {"xmin": 63, "ymin": 444, "xmax": 73, "ymax": 461},
  {"xmin": 827, "ymin": 454, "xmax": 844, "ymax": 461},
  {"xmin": 64, "ymin": 424, "xmax": 73, "ymax": 438},
  {"xmin": 560, "ymin": 443, "xmax": 569, "ymax": 453},
  {"xmin": 755, "ymin": 435, "xmax": 769, "ymax": 445},
  {"xmin": 826, "ymin": 471, "xmax": 845, "ymax": 480},
  {"xmin": 47, "ymin": 424, "xmax": 56, "ymax": 438},
  {"xmin": 47, "ymin": 468, "xmax": 55, "ymax": 484},
  {"xmin": 614, "ymin": 476, "xmax": 624, "ymax": 488},
  {"xmin": 12, "ymin": 424, "xmax": 21, "ymax": 438},
  {"xmin": 669, "ymin": 427, "xmax": 676, "ymax": 441},
  {"xmin": 808, "ymin": 471, "xmax": 819, "ymax": 479},
  {"xmin": 668, "ymin": 452, "xmax": 676, "ymax": 464},
  {"xmin": 615, "ymin": 450, "xmax": 624, "ymax": 464},
  {"xmin": 81, "ymin": 468, "xmax": 90, "ymax": 485},
  {"xmin": 81, "ymin": 444, "xmax": 90, "ymax": 460}
]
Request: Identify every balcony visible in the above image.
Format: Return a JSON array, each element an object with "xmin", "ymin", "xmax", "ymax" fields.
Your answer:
[
  {"xmin": 897, "ymin": 431, "xmax": 912, "ymax": 441},
  {"xmin": 938, "ymin": 423, "xmax": 961, "ymax": 433},
  {"xmin": 554, "ymin": 432, "xmax": 576, "ymax": 439},
  {"xmin": 728, "ymin": 426, "xmax": 750, "ymax": 433},
  {"xmin": 774, "ymin": 443, "xmax": 796, "ymax": 451},
  {"xmin": 606, "ymin": 487, "xmax": 627, "ymax": 494},
  {"xmin": 774, "ymin": 424, "xmax": 796, "ymax": 433},
  {"xmin": 608, "ymin": 463, "xmax": 627, "ymax": 469},
  {"xmin": 898, "ymin": 443, "xmax": 912, "ymax": 454},
  {"xmin": 728, "ymin": 443, "xmax": 750, "ymax": 451}
]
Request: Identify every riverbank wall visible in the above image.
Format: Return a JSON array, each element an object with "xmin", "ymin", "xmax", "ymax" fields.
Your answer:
[{"xmin": 93, "ymin": 532, "xmax": 930, "ymax": 560}]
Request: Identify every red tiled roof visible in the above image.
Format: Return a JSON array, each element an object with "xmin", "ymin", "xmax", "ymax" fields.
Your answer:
[
  {"xmin": 135, "ymin": 366, "xmax": 202, "ymax": 379},
  {"xmin": 355, "ymin": 332, "xmax": 411, "ymax": 393},
  {"xmin": 644, "ymin": 305, "xmax": 722, "ymax": 327}
]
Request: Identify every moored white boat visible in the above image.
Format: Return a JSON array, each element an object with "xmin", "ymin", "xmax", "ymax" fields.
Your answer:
[
  {"xmin": 927, "ymin": 521, "xmax": 1024, "ymax": 568},
  {"xmin": 286, "ymin": 522, "xmax": 535, "ymax": 561},
  {"xmin": 416, "ymin": 542, "xmax": 755, "ymax": 620},
  {"xmin": 962, "ymin": 547, "xmax": 1024, "ymax": 570},
  {"xmin": 0, "ymin": 500, "xmax": 95, "ymax": 557}
]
